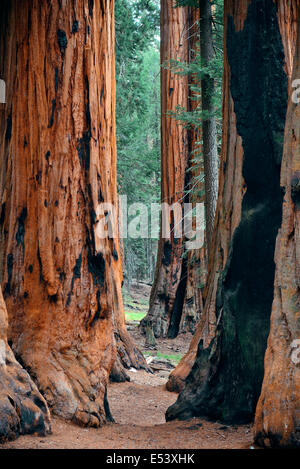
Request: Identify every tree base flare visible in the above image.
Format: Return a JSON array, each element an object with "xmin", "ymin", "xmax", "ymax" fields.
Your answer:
[
  {"xmin": 16, "ymin": 343, "xmax": 115, "ymax": 428},
  {"xmin": 0, "ymin": 345, "xmax": 52, "ymax": 443},
  {"xmin": 0, "ymin": 290, "xmax": 51, "ymax": 443}
]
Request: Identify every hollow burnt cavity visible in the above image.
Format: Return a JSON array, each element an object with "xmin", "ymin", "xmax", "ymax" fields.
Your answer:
[{"xmin": 166, "ymin": 0, "xmax": 288, "ymax": 425}]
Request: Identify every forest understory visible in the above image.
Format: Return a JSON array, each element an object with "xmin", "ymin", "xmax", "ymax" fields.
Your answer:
[{"xmin": 2, "ymin": 285, "xmax": 254, "ymax": 450}]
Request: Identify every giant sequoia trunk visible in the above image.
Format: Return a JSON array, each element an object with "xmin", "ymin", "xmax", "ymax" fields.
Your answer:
[
  {"xmin": 254, "ymin": 5, "xmax": 300, "ymax": 448},
  {"xmin": 179, "ymin": 7, "xmax": 207, "ymax": 338},
  {"xmin": 0, "ymin": 287, "xmax": 51, "ymax": 442},
  {"xmin": 199, "ymin": 0, "xmax": 219, "ymax": 251},
  {"xmin": 140, "ymin": 0, "xmax": 189, "ymax": 339},
  {"xmin": 0, "ymin": 0, "xmax": 145, "ymax": 427},
  {"xmin": 167, "ymin": 0, "xmax": 293, "ymax": 424}
]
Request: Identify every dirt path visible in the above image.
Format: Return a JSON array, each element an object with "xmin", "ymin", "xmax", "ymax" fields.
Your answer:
[{"xmin": 2, "ymin": 369, "xmax": 254, "ymax": 449}]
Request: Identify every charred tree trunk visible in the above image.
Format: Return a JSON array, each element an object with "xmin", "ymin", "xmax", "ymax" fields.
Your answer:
[
  {"xmin": 0, "ymin": 0, "xmax": 145, "ymax": 426},
  {"xmin": 0, "ymin": 287, "xmax": 51, "ymax": 442},
  {"xmin": 166, "ymin": 0, "xmax": 292, "ymax": 424},
  {"xmin": 254, "ymin": 4, "xmax": 300, "ymax": 449},
  {"xmin": 140, "ymin": 0, "xmax": 189, "ymax": 339}
]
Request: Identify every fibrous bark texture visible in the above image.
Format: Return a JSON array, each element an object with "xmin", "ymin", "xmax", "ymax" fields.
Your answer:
[
  {"xmin": 254, "ymin": 2, "xmax": 300, "ymax": 448},
  {"xmin": 0, "ymin": 288, "xmax": 51, "ymax": 442},
  {"xmin": 167, "ymin": 0, "xmax": 291, "ymax": 424},
  {"xmin": 0, "ymin": 0, "xmax": 144, "ymax": 427},
  {"xmin": 140, "ymin": 0, "xmax": 189, "ymax": 339},
  {"xmin": 200, "ymin": 0, "xmax": 219, "ymax": 251},
  {"xmin": 179, "ymin": 7, "xmax": 207, "ymax": 339}
]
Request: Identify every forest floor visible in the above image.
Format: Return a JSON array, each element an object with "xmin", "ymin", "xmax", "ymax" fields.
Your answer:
[{"xmin": 2, "ymin": 283, "xmax": 256, "ymax": 450}]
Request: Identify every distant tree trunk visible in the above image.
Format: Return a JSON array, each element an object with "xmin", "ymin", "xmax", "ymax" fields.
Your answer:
[
  {"xmin": 0, "ymin": 287, "xmax": 51, "ymax": 442},
  {"xmin": 180, "ymin": 7, "xmax": 207, "ymax": 337},
  {"xmin": 166, "ymin": 0, "xmax": 291, "ymax": 424},
  {"xmin": 200, "ymin": 0, "xmax": 219, "ymax": 251},
  {"xmin": 140, "ymin": 0, "xmax": 189, "ymax": 339},
  {"xmin": 0, "ymin": 0, "xmax": 146, "ymax": 427},
  {"xmin": 254, "ymin": 4, "xmax": 300, "ymax": 449}
]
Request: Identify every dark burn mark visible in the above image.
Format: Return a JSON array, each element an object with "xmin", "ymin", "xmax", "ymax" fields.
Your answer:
[
  {"xmin": 49, "ymin": 294, "xmax": 58, "ymax": 304},
  {"xmin": 24, "ymin": 291, "xmax": 28, "ymax": 299},
  {"xmin": 169, "ymin": 88, "xmax": 174, "ymax": 97},
  {"xmin": 77, "ymin": 133, "xmax": 90, "ymax": 170},
  {"xmin": 88, "ymin": 252, "xmax": 105, "ymax": 287},
  {"xmin": 5, "ymin": 113, "xmax": 12, "ymax": 141},
  {"xmin": 112, "ymin": 248, "xmax": 118, "ymax": 261},
  {"xmin": 168, "ymin": 258, "xmax": 187, "ymax": 339},
  {"xmin": 104, "ymin": 390, "xmax": 114, "ymax": 423},
  {"xmin": 37, "ymin": 248, "xmax": 44, "ymax": 283},
  {"xmin": 54, "ymin": 68, "xmax": 59, "ymax": 94},
  {"xmin": 162, "ymin": 241, "xmax": 172, "ymax": 267},
  {"xmin": 97, "ymin": 174, "xmax": 104, "ymax": 202},
  {"xmin": 291, "ymin": 172, "xmax": 300, "ymax": 208},
  {"xmin": 27, "ymin": 7, "xmax": 31, "ymax": 33},
  {"xmin": 35, "ymin": 171, "xmax": 42, "ymax": 183},
  {"xmin": 158, "ymin": 292, "xmax": 169, "ymax": 306},
  {"xmin": 16, "ymin": 208, "xmax": 27, "ymax": 251},
  {"xmin": 77, "ymin": 76, "xmax": 91, "ymax": 171},
  {"xmin": 44, "ymin": 200, "xmax": 47, "ymax": 208},
  {"xmin": 4, "ymin": 254, "xmax": 13, "ymax": 295},
  {"xmin": 45, "ymin": 151, "xmax": 50, "ymax": 162},
  {"xmin": 33, "ymin": 396, "xmax": 48, "ymax": 416},
  {"xmin": 100, "ymin": 75, "xmax": 105, "ymax": 103},
  {"xmin": 73, "ymin": 254, "xmax": 82, "ymax": 279},
  {"xmin": 66, "ymin": 253, "xmax": 82, "ymax": 307},
  {"xmin": 48, "ymin": 99, "xmax": 56, "ymax": 128},
  {"xmin": 57, "ymin": 29, "xmax": 68, "ymax": 53},
  {"xmin": 91, "ymin": 209, "xmax": 97, "ymax": 225},
  {"xmin": 72, "ymin": 20, "xmax": 79, "ymax": 34},
  {"xmin": 28, "ymin": 265, "xmax": 33, "ymax": 274},
  {"xmin": 88, "ymin": 0, "xmax": 94, "ymax": 18},
  {"xmin": 0, "ymin": 203, "xmax": 5, "ymax": 225},
  {"xmin": 18, "ymin": 404, "xmax": 47, "ymax": 437}
]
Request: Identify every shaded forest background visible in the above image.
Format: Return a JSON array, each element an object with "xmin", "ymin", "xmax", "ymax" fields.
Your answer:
[{"xmin": 115, "ymin": 0, "xmax": 223, "ymax": 288}]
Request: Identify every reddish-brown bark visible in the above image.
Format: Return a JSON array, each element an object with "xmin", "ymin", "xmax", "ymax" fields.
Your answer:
[
  {"xmin": 0, "ymin": 287, "xmax": 51, "ymax": 442},
  {"xmin": 179, "ymin": 7, "xmax": 207, "ymax": 338},
  {"xmin": 0, "ymin": 0, "xmax": 145, "ymax": 427}
]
